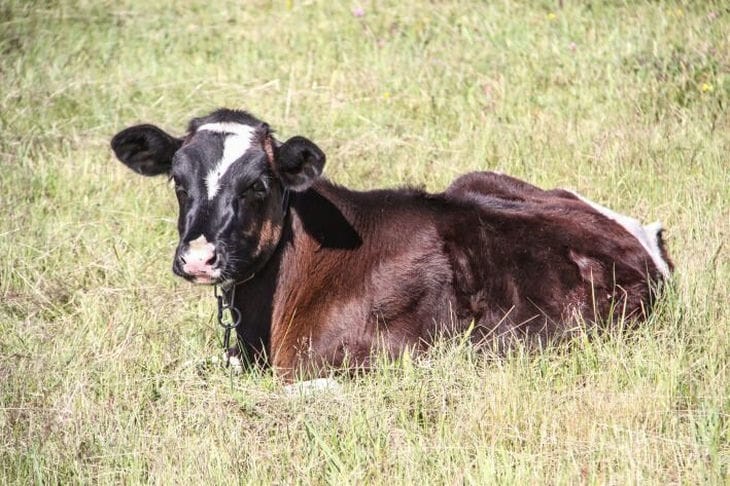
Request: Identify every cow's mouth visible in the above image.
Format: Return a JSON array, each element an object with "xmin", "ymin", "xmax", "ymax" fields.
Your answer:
[
  {"xmin": 190, "ymin": 274, "xmax": 217, "ymax": 285},
  {"xmin": 172, "ymin": 259, "xmax": 223, "ymax": 285},
  {"xmin": 178, "ymin": 271, "xmax": 221, "ymax": 285}
]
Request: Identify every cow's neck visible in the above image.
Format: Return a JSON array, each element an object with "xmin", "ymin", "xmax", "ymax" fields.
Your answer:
[
  {"xmin": 230, "ymin": 181, "xmax": 361, "ymax": 368},
  {"xmin": 229, "ymin": 217, "xmax": 288, "ymax": 366}
]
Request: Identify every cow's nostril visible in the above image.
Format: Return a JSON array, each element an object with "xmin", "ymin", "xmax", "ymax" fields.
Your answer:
[
  {"xmin": 179, "ymin": 254, "xmax": 187, "ymax": 264},
  {"xmin": 206, "ymin": 253, "xmax": 217, "ymax": 266}
]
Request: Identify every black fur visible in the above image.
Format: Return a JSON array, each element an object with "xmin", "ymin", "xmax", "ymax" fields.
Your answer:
[{"xmin": 110, "ymin": 124, "xmax": 182, "ymax": 176}]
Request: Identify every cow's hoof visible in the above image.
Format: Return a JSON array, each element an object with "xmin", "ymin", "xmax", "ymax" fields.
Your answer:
[
  {"xmin": 284, "ymin": 378, "xmax": 342, "ymax": 397},
  {"xmin": 226, "ymin": 354, "xmax": 243, "ymax": 374},
  {"xmin": 224, "ymin": 348, "xmax": 244, "ymax": 374}
]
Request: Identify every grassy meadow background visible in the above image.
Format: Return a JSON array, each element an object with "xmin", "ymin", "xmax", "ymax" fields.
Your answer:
[{"xmin": 1, "ymin": 0, "xmax": 728, "ymax": 483}]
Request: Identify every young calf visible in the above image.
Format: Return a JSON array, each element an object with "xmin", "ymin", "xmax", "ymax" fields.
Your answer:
[{"xmin": 111, "ymin": 109, "xmax": 672, "ymax": 377}]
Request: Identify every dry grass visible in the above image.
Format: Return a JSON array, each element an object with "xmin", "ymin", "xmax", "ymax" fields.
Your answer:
[{"xmin": 1, "ymin": 0, "xmax": 728, "ymax": 483}]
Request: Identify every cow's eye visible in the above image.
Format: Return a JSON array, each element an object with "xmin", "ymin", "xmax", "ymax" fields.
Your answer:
[
  {"xmin": 251, "ymin": 180, "xmax": 267, "ymax": 194},
  {"xmin": 175, "ymin": 184, "xmax": 188, "ymax": 199},
  {"xmin": 241, "ymin": 180, "xmax": 267, "ymax": 199}
]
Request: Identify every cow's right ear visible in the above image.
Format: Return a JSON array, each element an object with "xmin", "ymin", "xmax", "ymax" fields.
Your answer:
[
  {"xmin": 111, "ymin": 124, "xmax": 183, "ymax": 176},
  {"xmin": 273, "ymin": 136, "xmax": 326, "ymax": 191}
]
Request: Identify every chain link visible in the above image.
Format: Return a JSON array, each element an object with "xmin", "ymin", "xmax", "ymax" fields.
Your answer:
[{"xmin": 215, "ymin": 284, "xmax": 241, "ymax": 365}]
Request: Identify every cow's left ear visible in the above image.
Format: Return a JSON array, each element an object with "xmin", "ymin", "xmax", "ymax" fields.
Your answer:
[
  {"xmin": 274, "ymin": 136, "xmax": 326, "ymax": 191},
  {"xmin": 111, "ymin": 124, "xmax": 183, "ymax": 176}
]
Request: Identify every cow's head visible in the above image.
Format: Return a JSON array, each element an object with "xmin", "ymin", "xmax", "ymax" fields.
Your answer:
[{"xmin": 110, "ymin": 109, "xmax": 325, "ymax": 285}]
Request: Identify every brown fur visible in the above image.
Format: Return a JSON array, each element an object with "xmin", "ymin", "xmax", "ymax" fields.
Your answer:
[{"xmin": 232, "ymin": 172, "xmax": 670, "ymax": 378}]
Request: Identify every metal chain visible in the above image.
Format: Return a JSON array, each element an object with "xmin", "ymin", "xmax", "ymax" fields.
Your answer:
[{"xmin": 214, "ymin": 284, "xmax": 241, "ymax": 365}]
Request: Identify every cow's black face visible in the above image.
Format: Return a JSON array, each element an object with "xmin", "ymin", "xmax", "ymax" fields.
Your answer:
[
  {"xmin": 169, "ymin": 121, "xmax": 283, "ymax": 285},
  {"xmin": 111, "ymin": 109, "xmax": 325, "ymax": 285}
]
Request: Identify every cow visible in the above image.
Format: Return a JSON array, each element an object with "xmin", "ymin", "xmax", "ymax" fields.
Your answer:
[{"xmin": 110, "ymin": 108, "xmax": 672, "ymax": 379}]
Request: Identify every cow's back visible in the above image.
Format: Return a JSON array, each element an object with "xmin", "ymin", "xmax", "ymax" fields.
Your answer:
[{"xmin": 439, "ymin": 171, "xmax": 670, "ymax": 344}]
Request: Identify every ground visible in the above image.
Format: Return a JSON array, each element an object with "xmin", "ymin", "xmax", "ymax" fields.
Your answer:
[{"xmin": 1, "ymin": 0, "xmax": 728, "ymax": 483}]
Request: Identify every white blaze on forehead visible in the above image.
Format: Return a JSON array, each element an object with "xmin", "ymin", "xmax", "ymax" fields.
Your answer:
[
  {"xmin": 197, "ymin": 122, "xmax": 257, "ymax": 200},
  {"xmin": 570, "ymin": 191, "xmax": 671, "ymax": 278}
]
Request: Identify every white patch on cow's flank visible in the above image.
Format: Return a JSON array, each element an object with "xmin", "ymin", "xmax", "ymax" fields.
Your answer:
[
  {"xmin": 569, "ymin": 191, "xmax": 670, "ymax": 278},
  {"xmin": 197, "ymin": 122, "xmax": 257, "ymax": 200}
]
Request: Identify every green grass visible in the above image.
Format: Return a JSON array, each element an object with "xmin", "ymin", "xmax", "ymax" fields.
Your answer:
[{"xmin": 1, "ymin": 0, "xmax": 728, "ymax": 483}]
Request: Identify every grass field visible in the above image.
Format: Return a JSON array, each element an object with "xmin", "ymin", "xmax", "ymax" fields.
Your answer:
[{"xmin": 1, "ymin": 0, "xmax": 728, "ymax": 483}]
